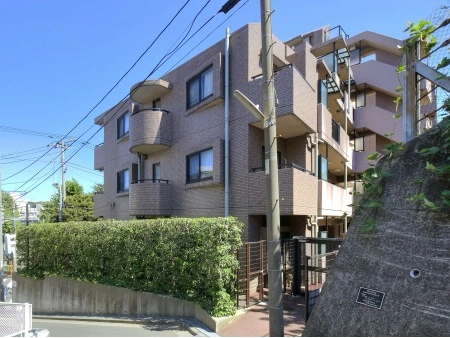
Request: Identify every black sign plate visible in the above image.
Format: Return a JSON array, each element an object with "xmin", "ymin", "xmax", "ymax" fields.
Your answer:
[{"xmin": 356, "ymin": 287, "xmax": 385, "ymax": 309}]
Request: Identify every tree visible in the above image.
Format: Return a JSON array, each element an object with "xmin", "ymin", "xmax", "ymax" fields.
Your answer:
[
  {"xmin": 40, "ymin": 179, "xmax": 98, "ymax": 223},
  {"xmin": 1, "ymin": 191, "xmax": 17, "ymax": 233},
  {"xmin": 66, "ymin": 179, "xmax": 83, "ymax": 196},
  {"xmin": 91, "ymin": 183, "xmax": 104, "ymax": 194}
]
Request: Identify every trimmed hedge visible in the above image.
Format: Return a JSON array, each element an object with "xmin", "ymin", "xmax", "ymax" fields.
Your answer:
[{"xmin": 16, "ymin": 217, "xmax": 243, "ymax": 317}]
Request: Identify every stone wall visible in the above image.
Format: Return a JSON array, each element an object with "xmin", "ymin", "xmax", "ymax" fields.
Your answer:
[{"xmin": 303, "ymin": 121, "xmax": 450, "ymax": 336}]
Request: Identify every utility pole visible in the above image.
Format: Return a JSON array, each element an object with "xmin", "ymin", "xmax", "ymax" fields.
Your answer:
[
  {"xmin": 260, "ymin": 0, "xmax": 284, "ymax": 335},
  {"xmin": 49, "ymin": 138, "xmax": 76, "ymax": 203},
  {"xmin": 0, "ymin": 155, "xmax": 4, "ymax": 301}
]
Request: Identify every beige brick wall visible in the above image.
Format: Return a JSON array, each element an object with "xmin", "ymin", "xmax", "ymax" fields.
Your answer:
[{"xmin": 96, "ymin": 22, "xmax": 398, "ymax": 241}]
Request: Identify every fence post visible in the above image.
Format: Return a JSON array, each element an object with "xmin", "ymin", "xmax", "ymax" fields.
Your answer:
[
  {"xmin": 292, "ymin": 238, "xmax": 302, "ymax": 296},
  {"xmin": 236, "ymin": 250, "xmax": 239, "ymax": 309},
  {"xmin": 282, "ymin": 241, "xmax": 286, "ymax": 294},
  {"xmin": 246, "ymin": 242, "xmax": 250, "ymax": 307},
  {"xmin": 259, "ymin": 241, "xmax": 264, "ymax": 301}
]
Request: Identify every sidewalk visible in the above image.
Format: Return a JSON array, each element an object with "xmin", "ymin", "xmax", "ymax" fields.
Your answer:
[{"xmin": 217, "ymin": 294, "xmax": 306, "ymax": 337}]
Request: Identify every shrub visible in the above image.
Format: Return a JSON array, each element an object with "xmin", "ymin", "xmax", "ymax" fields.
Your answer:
[{"xmin": 16, "ymin": 217, "xmax": 243, "ymax": 316}]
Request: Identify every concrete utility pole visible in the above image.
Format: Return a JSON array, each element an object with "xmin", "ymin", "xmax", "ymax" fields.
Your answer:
[
  {"xmin": 260, "ymin": 0, "xmax": 284, "ymax": 335},
  {"xmin": 49, "ymin": 138, "xmax": 75, "ymax": 203}
]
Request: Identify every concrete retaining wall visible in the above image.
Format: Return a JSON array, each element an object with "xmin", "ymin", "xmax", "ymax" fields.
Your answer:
[{"xmin": 13, "ymin": 274, "xmax": 218, "ymax": 332}]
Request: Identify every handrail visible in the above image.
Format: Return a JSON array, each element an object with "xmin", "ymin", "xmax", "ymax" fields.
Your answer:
[
  {"xmin": 326, "ymin": 25, "xmax": 349, "ymax": 40},
  {"xmin": 131, "ymin": 179, "xmax": 169, "ymax": 184},
  {"xmin": 250, "ymin": 162, "xmax": 314, "ymax": 176},
  {"xmin": 131, "ymin": 107, "xmax": 170, "ymax": 116}
]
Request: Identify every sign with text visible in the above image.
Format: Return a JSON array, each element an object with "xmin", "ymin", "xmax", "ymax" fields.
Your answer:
[{"xmin": 356, "ymin": 287, "xmax": 385, "ymax": 309}]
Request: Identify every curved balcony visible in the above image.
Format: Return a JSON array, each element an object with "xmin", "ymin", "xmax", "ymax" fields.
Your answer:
[
  {"xmin": 129, "ymin": 179, "xmax": 172, "ymax": 217},
  {"xmin": 129, "ymin": 107, "xmax": 171, "ymax": 154},
  {"xmin": 130, "ymin": 79, "xmax": 171, "ymax": 105}
]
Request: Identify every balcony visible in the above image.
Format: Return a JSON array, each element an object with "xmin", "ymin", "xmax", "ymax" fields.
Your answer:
[
  {"xmin": 351, "ymin": 61, "xmax": 398, "ymax": 95},
  {"xmin": 317, "ymin": 104, "xmax": 352, "ymax": 163},
  {"xmin": 354, "ymin": 104, "xmax": 403, "ymax": 142},
  {"xmin": 93, "ymin": 193, "xmax": 107, "ymax": 218},
  {"xmin": 129, "ymin": 179, "xmax": 172, "ymax": 216},
  {"xmin": 130, "ymin": 79, "xmax": 171, "ymax": 105},
  {"xmin": 318, "ymin": 180, "xmax": 352, "ymax": 216},
  {"xmin": 129, "ymin": 106, "xmax": 171, "ymax": 154},
  {"xmin": 248, "ymin": 65, "xmax": 317, "ymax": 138},
  {"xmin": 94, "ymin": 143, "xmax": 105, "ymax": 170},
  {"xmin": 248, "ymin": 164, "xmax": 317, "ymax": 216},
  {"xmin": 353, "ymin": 150, "xmax": 375, "ymax": 173}
]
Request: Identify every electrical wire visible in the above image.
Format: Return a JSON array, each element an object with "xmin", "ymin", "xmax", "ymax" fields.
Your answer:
[
  {"xmin": 16, "ymin": 0, "xmax": 248, "ymax": 199},
  {"xmin": 2, "ymin": 0, "xmax": 191, "ymax": 183}
]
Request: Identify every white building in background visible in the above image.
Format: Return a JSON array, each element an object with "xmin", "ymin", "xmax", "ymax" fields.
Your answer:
[{"xmin": 7, "ymin": 192, "xmax": 42, "ymax": 223}]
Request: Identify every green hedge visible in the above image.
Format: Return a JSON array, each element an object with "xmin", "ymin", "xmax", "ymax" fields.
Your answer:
[{"xmin": 16, "ymin": 217, "xmax": 243, "ymax": 317}]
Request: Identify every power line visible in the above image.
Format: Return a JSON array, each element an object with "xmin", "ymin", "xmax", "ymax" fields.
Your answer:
[
  {"xmin": 17, "ymin": 0, "xmax": 247, "ymax": 199},
  {"xmin": 2, "ymin": 1, "xmax": 191, "ymax": 184}
]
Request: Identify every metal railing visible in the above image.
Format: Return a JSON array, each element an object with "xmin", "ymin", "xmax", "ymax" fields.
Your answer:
[
  {"xmin": 0, "ymin": 302, "xmax": 32, "ymax": 337},
  {"xmin": 131, "ymin": 179, "xmax": 170, "ymax": 184},
  {"xmin": 250, "ymin": 162, "xmax": 314, "ymax": 175}
]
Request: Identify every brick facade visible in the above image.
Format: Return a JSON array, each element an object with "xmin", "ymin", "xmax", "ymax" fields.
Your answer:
[{"xmin": 94, "ymin": 23, "xmax": 407, "ymax": 240}]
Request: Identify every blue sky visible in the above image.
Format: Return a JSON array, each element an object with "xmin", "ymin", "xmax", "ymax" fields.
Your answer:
[{"xmin": 0, "ymin": 0, "xmax": 435, "ymax": 202}]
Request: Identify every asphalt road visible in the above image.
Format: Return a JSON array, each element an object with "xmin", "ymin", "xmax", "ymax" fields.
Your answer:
[{"xmin": 32, "ymin": 318, "xmax": 193, "ymax": 337}]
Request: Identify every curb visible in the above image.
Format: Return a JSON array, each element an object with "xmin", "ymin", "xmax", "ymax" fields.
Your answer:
[{"xmin": 32, "ymin": 315, "xmax": 217, "ymax": 337}]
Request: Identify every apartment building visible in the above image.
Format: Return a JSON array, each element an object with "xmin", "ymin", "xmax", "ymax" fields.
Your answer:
[{"xmin": 93, "ymin": 23, "xmax": 407, "ymax": 242}]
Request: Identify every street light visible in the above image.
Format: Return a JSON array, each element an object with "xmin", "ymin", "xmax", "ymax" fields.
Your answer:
[{"xmin": 52, "ymin": 183, "xmax": 62, "ymax": 222}]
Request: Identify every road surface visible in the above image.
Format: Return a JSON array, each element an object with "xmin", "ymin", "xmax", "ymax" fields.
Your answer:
[{"xmin": 32, "ymin": 318, "xmax": 193, "ymax": 337}]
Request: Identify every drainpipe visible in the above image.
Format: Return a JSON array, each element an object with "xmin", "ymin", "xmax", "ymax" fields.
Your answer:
[
  {"xmin": 137, "ymin": 154, "xmax": 141, "ymax": 182},
  {"xmin": 224, "ymin": 28, "xmax": 230, "ymax": 217}
]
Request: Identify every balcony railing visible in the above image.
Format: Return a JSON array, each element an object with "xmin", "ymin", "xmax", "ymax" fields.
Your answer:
[
  {"xmin": 129, "ymin": 179, "xmax": 172, "ymax": 216},
  {"xmin": 94, "ymin": 143, "xmax": 105, "ymax": 170},
  {"xmin": 250, "ymin": 162, "xmax": 314, "ymax": 176},
  {"xmin": 248, "ymin": 163, "xmax": 317, "ymax": 216},
  {"xmin": 129, "ymin": 107, "xmax": 172, "ymax": 154},
  {"xmin": 318, "ymin": 180, "xmax": 352, "ymax": 216},
  {"xmin": 326, "ymin": 25, "xmax": 349, "ymax": 41}
]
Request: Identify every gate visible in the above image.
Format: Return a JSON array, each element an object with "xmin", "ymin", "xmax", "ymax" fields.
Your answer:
[
  {"xmin": 294, "ymin": 237, "xmax": 343, "ymax": 321},
  {"xmin": 236, "ymin": 237, "xmax": 343, "ymax": 322}
]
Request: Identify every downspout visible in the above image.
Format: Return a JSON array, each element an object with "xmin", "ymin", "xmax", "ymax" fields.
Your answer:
[{"xmin": 224, "ymin": 28, "xmax": 230, "ymax": 217}]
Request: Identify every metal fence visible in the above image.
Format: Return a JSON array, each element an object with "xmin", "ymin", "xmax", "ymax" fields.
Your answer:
[
  {"xmin": 236, "ymin": 237, "xmax": 343, "ymax": 321},
  {"xmin": 0, "ymin": 302, "xmax": 32, "ymax": 337}
]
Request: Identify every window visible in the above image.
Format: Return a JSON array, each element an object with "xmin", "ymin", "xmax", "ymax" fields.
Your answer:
[
  {"xmin": 318, "ymin": 155, "xmax": 328, "ymax": 181},
  {"xmin": 153, "ymin": 163, "xmax": 161, "ymax": 182},
  {"xmin": 318, "ymin": 80, "xmax": 328, "ymax": 106},
  {"xmin": 186, "ymin": 148, "xmax": 213, "ymax": 183},
  {"xmin": 117, "ymin": 112, "xmax": 129, "ymax": 139},
  {"xmin": 131, "ymin": 163, "xmax": 139, "ymax": 184},
  {"xmin": 262, "ymin": 146, "xmax": 282, "ymax": 169},
  {"xmin": 332, "ymin": 120, "xmax": 340, "ymax": 144},
  {"xmin": 117, "ymin": 169, "xmax": 129, "ymax": 193},
  {"xmin": 153, "ymin": 98, "xmax": 161, "ymax": 110},
  {"xmin": 187, "ymin": 67, "xmax": 213, "ymax": 109}
]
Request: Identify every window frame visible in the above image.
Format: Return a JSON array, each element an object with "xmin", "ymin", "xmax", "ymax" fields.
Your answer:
[
  {"xmin": 186, "ymin": 148, "xmax": 213, "ymax": 184},
  {"xmin": 153, "ymin": 163, "xmax": 161, "ymax": 182},
  {"xmin": 117, "ymin": 168, "xmax": 129, "ymax": 193},
  {"xmin": 117, "ymin": 111, "xmax": 130, "ymax": 139},
  {"xmin": 186, "ymin": 66, "xmax": 214, "ymax": 109}
]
